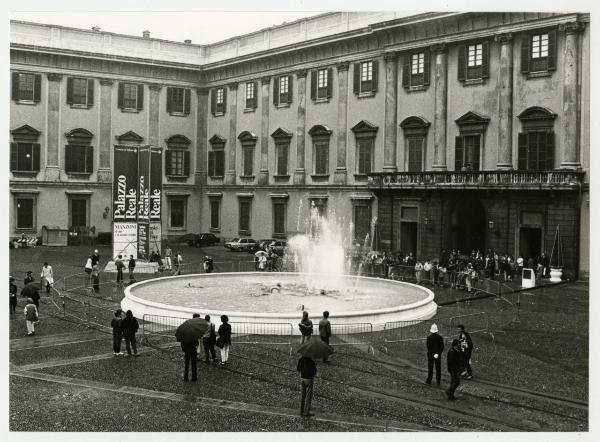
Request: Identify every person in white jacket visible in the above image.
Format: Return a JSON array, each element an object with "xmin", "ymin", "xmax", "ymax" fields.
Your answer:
[{"xmin": 40, "ymin": 262, "xmax": 54, "ymax": 294}]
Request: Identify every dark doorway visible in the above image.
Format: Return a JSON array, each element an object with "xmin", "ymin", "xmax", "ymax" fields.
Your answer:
[
  {"xmin": 70, "ymin": 198, "xmax": 87, "ymax": 228},
  {"xmin": 450, "ymin": 198, "xmax": 486, "ymax": 254},
  {"xmin": 399, "ymin": 222, "xmax": 418, "ymax": 257},
  {"xmin": 519, "ymin": 227, "xmax": 542, "ymax": 263}
]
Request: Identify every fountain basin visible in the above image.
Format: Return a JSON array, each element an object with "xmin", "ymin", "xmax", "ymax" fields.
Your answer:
[{"xmin": 122, "ymin": 272, "xmax": 437, "ymax": 333}]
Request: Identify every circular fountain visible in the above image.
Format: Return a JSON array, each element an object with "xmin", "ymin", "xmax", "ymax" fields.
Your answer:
[{"xmin": 122, "ymin": 201, "xmax": 437, "ymax": 332}]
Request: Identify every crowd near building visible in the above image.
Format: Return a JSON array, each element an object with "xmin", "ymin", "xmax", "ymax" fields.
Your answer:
[{"xmin": 9, "ymin": 11, "xmax": 589, "ymax": 277}]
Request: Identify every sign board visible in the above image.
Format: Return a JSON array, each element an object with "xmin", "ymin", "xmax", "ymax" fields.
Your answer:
[
  {"xmin": 113, "ymin": 145, "xmax": 138, "ymax": 222},
  {"xmin": 521, "ymin": 268, "xmax": 536, "ymax": 288},
  {"xmin": 149, "ymin": 222, "xmax": 162, "ymax": 255},
  {"xmin": 113, "ymin": 222, "xmax": 138, "ymax": 259}
]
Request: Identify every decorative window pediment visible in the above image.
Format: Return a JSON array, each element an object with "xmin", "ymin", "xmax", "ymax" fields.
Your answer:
[
  {"xmin": 351, "ymin": 120, "xmax": 379, "ymax": 135},
  {"xmin": 209, "ymin": 134, "xmax": 227, "ymax": 146},
  {"xmin": 400, "ymin": 116, "xmax": 431, "ymax": 130},
  {"xmin": 517, "ymin": 106, "xmax": 557, "ymax": 122},
  {"xmin": 165, "ymin": 134, "xmax": 191, "ymax": 149},
  {"xmin": 11, "ymin": 124, "xmax": 41, "ymax": 142},
  {"xmin": 115, "ymin": 131, "xmax": 144, "ymax": 144},
  {"xmin": 455, "ymin": 111, "xmax": 490, "ymax": 134},
  {"xmin": 238, "ymin": 131, "xmax": 258, "ymax": 145},
  {"xmin": 65, "ymin": 128, "xmax": 93, "ymax": 145},
  {"xmin": 308, "ymin": 125, "xmax": 332, "ymax": 139},
  {"xmin": 271, "ymin": 128, "xmax": 293, "ymax": 140}
]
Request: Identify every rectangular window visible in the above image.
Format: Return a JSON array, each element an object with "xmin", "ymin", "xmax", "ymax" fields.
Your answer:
[
  {"xmin": 519, "ymin": 131, "xmax": 554, "ymax": 171},
  {"xmin": 65, "ymin": 145, "xmax": 93, "ymax": 174},
  {"xmin": 216, "ymin": 88, "xmax": 224, "ymax": 105},
  {"xmin": 411, "ymin": 53, "xmax": 424, "ymax": 74},
  {"xmin": 122, "ymin": 83, "xmax": 138, "ymax": 109},
  {"xmin": 11, "ymin": 143, "xmax": 40, "ymax": 172},
  {"xmin": 276, "ymin": 144, "xmax": 288, "ymax": 176},
  {"xmin": 407, "ymin": 137, "xmax": 424, "ymax": 172},
  {"xmin": 531, "ymin": 34, "xmax": 549, "ymax": 58},
  {"xmin": 170, "ymin": 199, "xmax": 186, "ymax": 228},
  {"xmin": 317, "ymin": 69, "xmax": 328, "ymax": 99},
  {"xmin": 18, "ymin": 73, "xmax": 35, "ymax": 101},
  {"xmin": 279, "ymin": 76, "xmax": 289, "ymax": 104},
  {"xmin": 455, "ymin": 135, "xmax": 481, "ymax": 171},
  {"xmin": 357, "ymin": 139, "xmax": 373, "ymax": 174},
  {"xmin": 210, "ymin": 200, "xmax": 220, "ymax": 230},
  {"xmin": 172, "ymin": 88, "xmax": 185, "ymax": 113},
  {"xmin": 243, "ymin": 147, "xmax": 254, "ymax": 176},
  {"xmin": 361, "ymin": 61, "xmax": 373, "ymax": 81},
  {"xmin": 70, "ymin": 199, "xmax": 87, "ymax": 228},
  {"xmin": 273, "ymin": 202, "xmax": 286, "ymax": 236},
  {"xmin": 353, "ymin": 204, "xmax": 371, "ymax": 243},
  {"xmin": 16, "ymin": 198, "xmax": 34, "ymax": 230},
  {"xmin": 72, "ymin": 78, "xmax": 88, "ymax": 106},
  {"xmin": 168, "ymin": 150, "xmax": 186, "ymax": 176},
  {"xmin": 239, "ymin": 200, "xmax": 251, "ymax": 233},
  {"xmin": 314, "ymin": 142, "xmax": 329, "ymax": 175},
  {"xmin": 245, "ymin": 82, "xmax": 255, "ymax": 108},
  {"xmin": 467, "ymin": 44, "xmax": 483, "ymax": 67},
  {"xmin": 208, "ymin": 149, "xmax": 225, "ymax": 177}
]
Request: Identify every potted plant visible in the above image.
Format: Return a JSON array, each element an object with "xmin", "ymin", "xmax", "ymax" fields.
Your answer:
[{"xmin": 549, "ymin": 225, "xmax": 564, "ymax": 283}]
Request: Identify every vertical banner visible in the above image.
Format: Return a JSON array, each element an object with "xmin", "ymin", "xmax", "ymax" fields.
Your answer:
[
  {"xmin": 149, "ymin": 147, "xmax": 163, "ymax": 256},
  {"xmin": 149, "ymin": 223, "xmax": 162, "ymax": 255},
  {"xmin": 137, "ymin": 223, "xmax": 149, "ymax": 259},
  {"xmin": 137, "ymin": 146, "xmax": 151, "ymax": 259},
  {"xmin": 113, "ymin": 145, "xmax": 139, "ymax": 259}
]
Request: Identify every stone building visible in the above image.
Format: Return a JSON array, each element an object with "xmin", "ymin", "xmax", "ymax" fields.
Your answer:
[{"xmin": 9, "ymin": 12, "xmax": 590, "ymax": 277}]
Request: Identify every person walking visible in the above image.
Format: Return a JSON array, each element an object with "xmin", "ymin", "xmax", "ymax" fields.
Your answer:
[
  {"xmin": 91, "ymin": 249, "xmax": 101, "ymax": 267},
  {"xmin": 92, "ymin": 264, "xmax": 100, "ymax": 292},
  {"xmin": 23, "ymin": 271, "xmax": 35, "ymax": 286},
  {"xmin": 181, "ymin": 313, "xmax": 200, "ymax": 382},
  {"xmin": 115, "ymin": 255, "xmax": 125, "ymax": 285},
  {"xmin": 128, "ymin": 254, "xmax": 136, "ymax": 283},
  {"xmin": 425, "ymin": 323, "xmax": 444, "ymax": 385},
  {"xmin": 298, "ymin": 311, "xmax": 313, "ymax": 344},
  {"xmin": 111, "ymin": 309, "xmax": 124, "ymax": 355},
  {"xmin": 164, "ymin": 245, "xmax": 173, "ymax": 271},
  {"xmin": 297, "ymin": 356, "xmax": 317, "ymax": 417},
  {"xmin": 445, "ymin": 339, "xmax": 463, "ymax": 400},
  {"xmin": 318, "ymin": 311, "xmax": 332, "ymax": 363},
  {"xmin": 202, "ymin": 314, "xmax": 217, "ymax": 364},
  {"xmin": 9, "ymin": 277, "xmax": 18, "ymax": 315},
  {"xmin": 121, "ymin": 310, "xmax": 139, "ymax": 357},
  {"xmin": 24, "ymin": 298, "xmax": 39, "ymax": 336},
  {"xmin": 217, "ymin": 314, "xmax": 232, "ymax": 365},
  {"xmin": 40, "ymin": 262, "xmax": 54, "ymax": 294},
  {"xmin": 30, "ymin": 285, "xmax": 41, "ymax": 310},
  {"xmin": 457, "ymin": 324, "xmax": 473, "ymax": 379},
  {"xmin": 203, "ymin": 256, "xmax": 214, "ymax": 274}
]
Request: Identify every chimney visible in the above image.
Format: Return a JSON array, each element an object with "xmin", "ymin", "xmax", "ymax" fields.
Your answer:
[
  {"xmin": 142, "ymin": 30, "xmax": 150, "ymax": 39},
  {"xmin": 92, "ymin": 26, "xmax": 101, "ymax": 32},
  {"xmin": 184, "ymin": 39, "xmax": 192, "ymax": 44}
]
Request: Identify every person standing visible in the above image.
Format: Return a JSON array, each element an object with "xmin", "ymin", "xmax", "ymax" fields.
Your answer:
[
  {"xmin": 445, "ymin": 339, "xmax": 463, "ymax": 400},
  {"xmin": 164, "ymin": 245, "xmax": 173, "ymax": 271},
  {"xmin": 174, "ymin": 251, "xmax": 183, "ymax": 275},
  {"xmin": 217, "ymin": 315, "xmax": 232, "ymax": 365},
  {"xmin": 298, "ymin": 311, "xmax": 313, "ymax": 344},
  {"xmin": 297, "ymin": 356, "xmax": 317, "ymax": 417},
  {"xmin": 92, "ymin": 264, "xmax": 100, "ymax": 293},
  {"xmin": 84, "ymin": 255, "xmax": 93, "ymax": 275},
  {"xmin": 425, "ymin": 323, "xmax": 444, "ymax": 385},
  {"xmin": 414, "ymin": 260, "xmax": 423, "ymax": 284},
  {"xmin": 318, "ymin": 311, "xmax": 332, "ymax": 363},
  {"xmin": 121, "ymin": 310, "xmax": 139, "ymax": 357},
  {"xmin": 115, "ymin": 255, "xmax": 125, "ymax": 285},
  {"xmin": 91, "ymin": 249, "xmax": 101, "ymax": 267},
  {"xmin": 23, "ymin": 271, "xmax": 35, "ymax": 286},
  {"xmin": 457, "ymin": 324, "xmax": 473, "ymax": 379},
  {"xmin": 111, "ymin": 309, "xmax": 124, "ymax": 355},
  {"xmin": 128, "ymin": 255, "xmax": 136, "ymax": 283},
  {"xmin": 202, "ymin": 315, "xmax": 217, "ymax": 364},
  {"xmin": 180, "ymin": 313, "xmax": 200, "ymax": 382},
  {"xmin": 29, "ymin": 285, "xmax": 41, "ymax": 310},
  {"xmin": 203, "ymin": 256, "xmax": 214, "ymax": 274},
  {"xmin": 24, "ymin": 298, "xmax": 38, "ymax": 336},
  {"xmin": 40, "ymin": 262, "xmax": 54, "ymax": 294},
  {"xmin": 9, "ymin": 277, "xmax": 18, "ymax": 315}
]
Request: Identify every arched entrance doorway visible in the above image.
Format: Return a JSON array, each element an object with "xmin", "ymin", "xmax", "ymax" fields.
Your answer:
[{"xmin": 450, "ymin": 198, "xmax": 486, "ymax": 254}]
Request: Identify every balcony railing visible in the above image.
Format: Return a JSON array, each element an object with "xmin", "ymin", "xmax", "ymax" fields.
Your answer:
[{"xmin": 367, "ymin": 170, "xmax": 585, "ymax": 190}]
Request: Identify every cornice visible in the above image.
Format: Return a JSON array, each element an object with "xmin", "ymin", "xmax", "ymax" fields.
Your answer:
[{"xmin": 494, "ymin": 32, "xmax": 513, "ymax": 44}]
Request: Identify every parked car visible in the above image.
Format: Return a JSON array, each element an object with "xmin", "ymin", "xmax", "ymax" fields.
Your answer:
[
  {"xmin": 267, "ymin": 240, "xmax": 287, "ymax": 255},
  {"xmin": 248, "ymin": 239, "xmax": 275, "ymax": 254},
  {"xmin": 224, "ymin": 238, "xmax": 240, "ymax": 250},
  {"xmin": 226, "ymin": 238, "xmax": 257, "ymax": 252},
  {"xmin": 188, "ymin": 233, "xmax": 220, "ymax": 247}
]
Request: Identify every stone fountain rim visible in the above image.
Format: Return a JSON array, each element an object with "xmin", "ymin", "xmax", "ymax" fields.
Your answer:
[{"xmin": 124, "ymin": 271, "xmax": 435, "ymax": 319}]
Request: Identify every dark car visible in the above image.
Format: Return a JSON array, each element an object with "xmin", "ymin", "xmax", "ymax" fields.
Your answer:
[{"xmin": 188, "ymin": 233, "xmax": 220, "ymax": 247}]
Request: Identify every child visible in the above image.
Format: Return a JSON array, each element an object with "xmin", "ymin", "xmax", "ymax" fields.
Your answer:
[{"xmin": 24, "ymin": 298, "xmax": 39, "ymax": 336}]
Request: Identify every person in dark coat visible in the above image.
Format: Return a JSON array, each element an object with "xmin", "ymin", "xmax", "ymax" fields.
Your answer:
[
  {"xmin": 115, "ymin": 255, "xmax": 125, "ymax": 284},
  {"xmin": 217, "ymin": 314, "xmax": 232, "ymax": 365},
  {"xmin": 110, "ymin": 309, "xmax": 123, "ymax": 355},
  {"xmin": 202, "ymin": 314, "xmax": 217, "ymax": 364},
  {"xmin": 9, "ymin": 277, "xmax": 18, "ymax": 315},
  {"xmin": 297, "ymin": 356, "xmax": 317, "ymax": 417},
  {"xmin": 120, "ymin": 310, "xmax": 139, "ymax": 357},
  {"xmin": 91, "ymin": 249, "xmax": 101, "ymax": 267},
  {"xmin": 445, "ymin": 339, "xmax": 463, "ymax": 400},
  {"xmin": 457, "ymin": 324, "xmax": 473, "ymax": 379},
  {"xmin": 180, "ymin": 313, "xmax": 200, "ymax": 381},
  {"xmin": 425, "ymin": 323, "xmax": 444, "ymax": 385},
  {"xmin": 298, "ymin": 311, "xmax": 313, "ymax": 344},
  {"xmin": 23, "ymin": 271, "xmax": 35, "ymax": 286},
  {"xmin": 318, "ymin": 311, "xmax": 332, "ymax": 363},
  {"xmin": 203, "ymin": 256, "xmax": 214, "ymax": 274},
  {"xmin": 128, "ymin": 255, "xmax": 136, "ymax": 282},
  {"xmin": 92, "ymin": 265, "xmax": 100, "ymax": 293}
]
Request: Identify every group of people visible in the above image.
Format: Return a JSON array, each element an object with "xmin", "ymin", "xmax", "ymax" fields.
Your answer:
[
  {"xmin": 149, "ymin": 245, "xmax": 184, "ymax": 274},
  {"xmin": 110, "ymin": 309, "xmax": 140, "ymax": 356},
  {"xmin": 255, "ymin": 249, "xmax": 280, "ymax": 272},
  {"xmin": 426, "ymin": 323, "xmax": 474, "ymax": 400},
  {"xmin": 84, "ymin": 249, "xmax": 102, "ymax": 291}
]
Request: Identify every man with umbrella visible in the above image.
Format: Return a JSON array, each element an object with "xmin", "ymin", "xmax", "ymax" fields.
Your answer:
[
  {"xmin": 175, "ymin": 313, "xmax": 209, "ymax": 382},
  {"xmin": 21, "ymin": 282, "xmax": 41, "ymax": 310},
  {"xmin": 296, "ymin": 336, "xmax": 334, "ymax": 417}
]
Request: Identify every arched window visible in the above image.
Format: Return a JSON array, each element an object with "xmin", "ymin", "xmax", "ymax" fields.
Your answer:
[
  {"xmin": 351, "ymin": 120, "xmax": 379, "ymax": 177},
  {"xmin": 309, "ymin": 125, "xmax": 332, "ymax": 177},
  {"xmin": 517, "ymin": 107, "xmax": 557, "ymax": 170},
  {"xmin": 271, "ymin": 128, "xmax": 293, "ymax": 177},
  {"xmin": 454, "ymin": 111, "xmax": 490, "ymax": 171},
  {"xmin": 238, "ymin": 131, "xmax": 258, "ymax": 177},
  {"xmin": 165, "ymin": 134, "xmax": 191, "ymax": 177},
  {"xmin": 208, "ymin": 135, "xmax": 226, "ymax": 178},
  {"xmin": 65, "ymin": 128, "xmax": 94, "ymax": 174},
  {"xmin": 400, "ymin": 117, "xmax": 430, "ymax": 172}
]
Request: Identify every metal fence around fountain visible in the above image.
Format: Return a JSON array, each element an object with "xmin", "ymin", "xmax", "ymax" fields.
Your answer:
[
  {"xmin": 383, "ymin": 312, "xmax": 490, "ymax": 343},
  {"xmin": 328, "ymin": 323, "xmax": 373, "ymax": 347}
]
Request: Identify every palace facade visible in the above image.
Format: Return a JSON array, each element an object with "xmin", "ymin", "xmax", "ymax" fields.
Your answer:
[{"xmin": 9, "ymin": 12, "xmax": 590, "ymax": 277}]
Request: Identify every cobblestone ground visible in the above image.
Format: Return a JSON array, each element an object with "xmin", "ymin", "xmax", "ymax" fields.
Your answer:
[{"xmin": 8, "ymin": 244, "xmax": 589, "ymax": 432}]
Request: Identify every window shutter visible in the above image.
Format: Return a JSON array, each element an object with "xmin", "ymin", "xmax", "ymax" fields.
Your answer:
[
  {"xmin": 273, "ymin": 77, "xmax": 279, "ymax": 106},
  {"xmin": 547, "ymin": 29, "xmax": 557, "ymax": 71},
  {"xmin": 167, "ymin": 87, "xmax": 173, "ymax": 113},
  {"xmin": 87, "ymin": 79, "xmax": 94, "ymax": 107},
  {"xmin": 67, "ymin": 77, "xmax": 74, "ymax": 105},
  {"xmin": 210, "ymin": 89, "xmax": 216, "ymax": 115},
  {"xmin": 65, "ymin": 145, "xmax": 73, "ymax": 173},
  {"xmin": 117, "ymin": 83, "xmax": 124, "ymax": 109},
  {"xmin": 371, "ymin": 60, "xmax": 378, "ymax": 92},
  {"xmin": 520, "ymin": 35, "xmax": 531, "ymax": 74},
  {"xmin": 184, "ymin": 151, "xmax": 191, "ymax": 176},
  {"xmin": 457, "ymin": 45, "xmax": 466, "ymax": 81},
  {"xmin": 454, "ymin": 136, "xmax": 464, "ymax": 170},
  {"xmin": 481, "ymin": 41, "xmax": 490, "ymax": 79},
  {"xmin": 11, "ymin": 72, "xmax": 19, "ymax": 101},
  {"xmin": 545, "ymin": 131, "xmax": 555, "ymax": 170},
  {"xmin": 137, "ymin": 84, "xmax": 144, "ymax": 110},
  {"xmin": 10, "ymin": 143, "xmax": 18, "ymax": 170},
  {"xmin": 208, "ymin": 151, "xmax": 214, "ymax": 176},
  {"xmin": 165, "ymin": 150, "xmax": 173, "ymax": 175},
  {"xmin": 327, "ymin": 68, "xmax": 333, "ymax": 98},
  {"xmin": 252, "ymin": 82, "xmax": 258, "ymax": 108},
  {"xmin": 402, "ymin": 54, "xmax": 410, "ymax": 88},
  {"xmin": 184, "ymin": 89, "xmax": 191, "ymax": 115},
  {"xmin": 517, "ymin": 133, "xmax": 528, "ymax": 170},
  {"xmin": 423, "ymin": 51, "xmax": 431, "ymax": 87},
  {"xmin": 288, "ymin": 75, "xmax": 293, "ymax": 104},
  {"xmin": 310, "ymin": 70, "xmax": 317, "ymax": 100},
  {"xmin": 222, "ymin": 87, "xmax": 227, "ymax": 114},
  {"xmin": 353, "ymin": 63, "xmax": 360, "ymax": 94},
  {"xmin": 33, "ymin": 143, "xmax": 40, "ymax": 171},
  {"xmin": 86, "ymin": 146, "xmax": 94, "ymax": 173},
  {"xmin": 34, "ymin": 74, "xmax": 42, "ymax": 102}
]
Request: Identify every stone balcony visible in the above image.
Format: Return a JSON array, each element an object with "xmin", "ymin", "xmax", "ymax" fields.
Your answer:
[{"xmin": 367, "ymin": 170, "xmax": 586, "ymax": 190}]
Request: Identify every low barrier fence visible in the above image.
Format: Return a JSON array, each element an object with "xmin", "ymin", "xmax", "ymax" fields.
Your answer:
[{"xmin": 383, "ymin": 312, "xmax": 490, "ymax": 343}]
